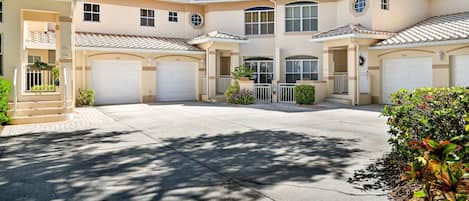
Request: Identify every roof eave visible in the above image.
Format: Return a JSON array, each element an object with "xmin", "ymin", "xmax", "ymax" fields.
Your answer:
[
  {"xmin": 26, "ymin": 41, "xmax": 56, "ymax": 50},
  {"xmin": 310, "ymin": 33, "xmax": 392, "ymax": 43},
  {"xmin": 75, "ymin": 46, "xmax": 205, "ymax": 54},
  {"xmin": 370, "ymin": 38, "xmax": 469, "ymax": 50},
  {"xmin": 188, "ymin": 37, "xmax": 249, "ymax": 45}
]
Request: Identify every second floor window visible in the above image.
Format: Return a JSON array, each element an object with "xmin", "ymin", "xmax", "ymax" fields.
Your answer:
[
  {"xmin": 141, "ymin": 9, "xmax": 155, "ymax": 27},
  {"xmin": 0, "ymin": 1, "xmax": 3, "ymax": 23},
  {"xmin": 28, "ymin": 56, "xmax": 42, "ymax": 65},
  {"xmin": 245, "ymin": 7, "xmax": 274, "ymax": 35},
  {"xmin": 84, "ymin": 3, "xmax": 100, "ymax": 22},
  {"xmin": 285, "ymin": 2, "xmax": 318, "ymax": 32},
  {"xmin": 169, "ymin": 11, "xmax": 178, "ymax": 22},
  {"xmin": 381, "ymin": 0, "xmax": 389, "ymax": 10}
]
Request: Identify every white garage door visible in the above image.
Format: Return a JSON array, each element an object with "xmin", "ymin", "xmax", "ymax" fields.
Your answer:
[
  {"xmin": 91, "ymin": 60, "xmax": 141, "ymax": 105},
  {"xmin": 157, "ymin": 61, "xmax": 197, "ymax": 101},
  {"xmin": 451, "ymin": 55, "xmax": 469, "ymax": 87},
  {"xmin": 382, "ymin": 57, "xmax": 433, "ymax": 104}
]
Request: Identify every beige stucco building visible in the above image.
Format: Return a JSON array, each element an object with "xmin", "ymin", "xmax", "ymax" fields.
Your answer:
[{"xmin": 1, "ymin": 0, "xmax": 469, "ymax": 124}]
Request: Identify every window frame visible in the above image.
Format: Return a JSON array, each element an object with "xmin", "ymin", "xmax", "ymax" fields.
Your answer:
[
  {"xmin": 190, "ymin": 13, "xmax": 203, "ymax": 27},
  {"xmin": 140, "ymin": 8, "xmax": 155, "ymax": 27},
  {"xmin": 285, "ymin": 58, "xmax": 319, "ymax": 83},
  {"xmin": 168, "ymin": 11, "xmax": 178, "ymax": 22},
  {"xmin": 381, "ymin": 0, "xmax": 389, "ymax": 10},
  {"xmin": 244, "ymin": 8, "xmax": 275, "ymax": 36},
  {"xmin": 285, "ymin": 2, "xmax": 318, "ymax": 32},
  {"xmin": 353, "ymin": 0, "xmax": 367, "ymax": 13},
  {"xmin": 27, "ymin": 55, "xmax": 42, "ymax": 65},
  {"xmin": 83, "ymin": 2, "xmax": 100, "ymax": 22},
  {"xmin": 244, "ymin": 58, "xmax": 274, "ymax": 84},
  {"xmin": 0, "ymin": 0, "xmax": 3, "ymax": 23}
]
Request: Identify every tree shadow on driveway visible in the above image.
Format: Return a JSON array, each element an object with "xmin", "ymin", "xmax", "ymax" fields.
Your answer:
[{"xmin": 0, "ymin": 129, "xmax": 364, "ymax": 201}]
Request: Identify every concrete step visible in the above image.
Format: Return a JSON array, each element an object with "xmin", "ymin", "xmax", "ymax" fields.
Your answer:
[
  {"xmin": 7, "ymin": 107, "xmax": 73, "ymax": 117},
  {"xmin": 9, "ymin": 113, "xmax": 72, "ymax": 125},
  {"xmin": 8, "ymin": 100, "xmax": 73, "ymax": 109},
  {"xmin": 18, "ymin": 93, "xmax": 63, "ymax": 102},
  {"xmin": 208, "ymin": 95, "xmax": 226, "ymax": 103},
  {"xmin": 325, "ymin": 96, "xmax": 353, "ymax": 105}
]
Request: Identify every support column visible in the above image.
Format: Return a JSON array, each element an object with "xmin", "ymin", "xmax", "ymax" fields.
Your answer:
[
  {"xmin": 323, "ymin": 48, "xmax": 334, "ymax": 96},
  {"xmin": 230, "ymin": 52, "xmax": 239, "ymax": 84},
  {"xmin": 272, "ymin": 47, "xmax": 281, "ymax": 103},
  {"xmin": 347, "ymin": 43, "xmax": 358, "ymax": 105},
  {"xmin": 58, "ymin": 16, "xmax": 74, "ymax": 103},
  {"xmin": 207, "ymin": 49, "xmax": 217, "ymax": 98}
]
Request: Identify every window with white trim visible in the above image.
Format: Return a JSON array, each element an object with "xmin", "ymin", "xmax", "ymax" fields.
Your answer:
[
  {"xmin": 353, "ymin": 0, "xmax": 367, "ymax": 13},
  {"xmin": 191, "ymin": 13, "xmax": 203, "ymax": 27},
  {"xmin": 285, "ymin": 56, "xmax": 318, "ymax": 83},
  {"xmin": 245, "ymin": 57, "xmax": 274, "ymax": 84},
  {"xmin": 245, "ymin": 7, "xmax": 274, "ymax": 35},
  {"xmin": 169, "ymin": 11, "xmax": 178, "ymax": 22},
  {"xmin": 285, "ymin": 2, "xmax": 318, "ymax": 32},
  {"xmin": 84, "ymin": 3, "xmax": 100, "ymax": 22},
  {"xmin": 381, "ymin": 0, "xmax": 389, "ymax": 10},
  {"xmin": 0, "ymin": 1, "xmax": 3, "ymax": 23},
  {"xmin": 140, "ymin": 9, "xmax": 155, "ymax": 27},
  {"xmin": 28, "ymin": 56, "xmax": 42, "ymax": 65}
]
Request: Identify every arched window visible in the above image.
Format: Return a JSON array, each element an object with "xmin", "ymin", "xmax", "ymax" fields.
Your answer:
[
  {"xmin": 353, "ymin": 0, "xmax": 367, "ymax": 13},
  {"xmin": 245, "ymin": 7, "xmax": 275, "ymax": 35},
  {"xmin": 285, "ymin": 55, "xmax": 318, "ymax": 83},
  {"xmin": 285, "ymin": 2, "xmax": 318, "ymax": 32},
  {"xmin": 244, "ymin": 57, "xmax": 274, "ymax": 83}
]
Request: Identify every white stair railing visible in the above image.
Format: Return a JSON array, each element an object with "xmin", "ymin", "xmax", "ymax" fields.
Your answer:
[
  {"xmin": 25, "ymin": 66, "xmax": 57, "ymax": 92},
  {"xmin": 278, "ymin": 83, "xmax": 296, "ymax": 104},
  {"xmin": 63, "ymin": 67, "xmax": 67, "ymax": 109}
]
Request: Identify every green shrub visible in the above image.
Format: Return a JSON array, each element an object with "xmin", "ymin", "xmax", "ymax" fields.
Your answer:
[
  {"xmin": 231, "ymin": 64, "xmax": 254, "ymax": 80},
  {"xmin": 383, "ymin": 87, "xmax": 469, "ymax": 160},
  {"xmin": 224, "ymin": 81, "xmax": 240, "ymax": 104},
  {"xmin": 77, "ymin": 88, "xmax": 95, "ymax": 107},
  {"xmin": 294, "ymin": 85, "xmax": 315, "ymax": 105},
  {"xmin": 0, "ymin": 79, "xmax": 11, "ymax": 125},
  {"xmin": 233, "ymin": 89, "xmax": 256, "ymax": 105},
  {"xmin": 30, "ymin": 84, "xmax": 56, "ymax": 91}
]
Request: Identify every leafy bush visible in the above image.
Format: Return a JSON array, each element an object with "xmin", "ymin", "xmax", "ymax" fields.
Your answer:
[
  {"xmin": 231, "ymin": 64, "xmax": 254, "ymax": 80},
  {"xmin": 294, "ymin": 85, "xmax": 315, "ymax": 105},
  {"xmin": 383, "ymin": 87, "xmax": 469, "ymax": 200},
  {"xmin": 31, "ymin": 85, "xmax": 56, "ymax": 91},
  {"xmin": 77, "ymin": 88, "xmax": 95, "ymax": 107},
  {"xmin": 383, "ymin": 87, "xmax": 469, "ymax": 160},
  {"xmin": 224, "ymin": 81, "xmax": 240, "ymax": 104},
  {"xmin": 232, "ymin": 89, "xmax": 256, "ymax": 105},
  {"xmin": 52, "ymin": 67, "xmax": 60, "ymax": 86},
  {"xmin": 0, "ymin": 79, "xmax": 11, "ymax": 125}
]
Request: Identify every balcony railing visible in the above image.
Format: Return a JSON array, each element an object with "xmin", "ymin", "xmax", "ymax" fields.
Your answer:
[
  {"xmin": 333, "ymin": 72, "xmax": 348, "ymax": 94},
  {"xmin": 24, "ymin": 66, "xmax": 58, "ymax": 93}
]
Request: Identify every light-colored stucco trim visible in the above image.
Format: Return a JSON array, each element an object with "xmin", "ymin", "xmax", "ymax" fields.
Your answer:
[
  {"xmin": 370, "ymin": 39, "xmax": 469, "ymax": 50},
  {"xmin": 188, "ymin": 38, "xmax": 249, "ymax": 45},
  {"xmin": 310, "ymin": 33, "xmax": 391, "ymax": 42},
  {"xmin": 75, "ymin": 46, "xmax": 205, "ymax": 55}
]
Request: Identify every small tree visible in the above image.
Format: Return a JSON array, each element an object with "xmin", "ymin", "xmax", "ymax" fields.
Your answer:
[{"xmin": 231, "ymin": 64, "xmax": 254, "ymax": 80}]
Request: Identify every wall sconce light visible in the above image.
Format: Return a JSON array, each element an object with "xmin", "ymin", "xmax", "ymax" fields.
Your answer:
[
  {"xmin": 437, "ymin": 51, "xmax": 445, "ymax": 61},
  {"xmin": 147, "ymin": 58, "xmax": 153, "ymax": 65}
]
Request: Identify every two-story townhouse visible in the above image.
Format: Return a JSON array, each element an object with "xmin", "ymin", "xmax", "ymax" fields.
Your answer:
[{"xmin": 2, "ymin": 0, "xmax": 469, "ymax": 124}]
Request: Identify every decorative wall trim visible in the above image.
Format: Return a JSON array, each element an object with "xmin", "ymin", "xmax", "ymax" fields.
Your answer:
[
  {"xmin": 378, "ymin": 49, "xmax": 435, "ymax": 57},
  {"xmin": 198, "ymin": 68, "xmax": 206, "ymax": 71},
  {"xmin": 59, "ymin": 59, "xmax": 73, "ymax": 63},
  {"xmin": 208, "ymin": 51, "xmax": 216, "ymax": 55},
  {"xmin": 326, "ymin": 76, "xmax": 335, "ymax": 80},
  {"xmin": 143, "ymin": 66, "xmax": 157, "ymax": 71},
  {"xmin": 230, "ymin": 52, "xmax": 240, "ymax": 56},
  {"xmin": 76, "ymin": 66, "xmax": 91, "ymax": 71},
  {"xmin": 59, "ymin": 16, "xmax": 73, "ymax": 22},
  {"xmin": 348, "ymin": 76, "xmax": 357, "ymax": 80},
  {"xmin": 432, "ymin": 64, "xmax": 450, "ymax": 69},
  {"xmin": 368, "ymin": 66, "xmax": 380, "ymax": 70},
  {"xmin": 88, "ymin": 52, "xmax": 145, "ymax": 59},
  {"xmin": 208, "ymin": 76, "xmax": 216, "ymax": 79},
  {"xmin": 447, "ymin": 45, "xmax": 469, "ymax": 54},
  {"xmin": 152, "ymin": 55, "xmax": 201, "ymax": 61}
]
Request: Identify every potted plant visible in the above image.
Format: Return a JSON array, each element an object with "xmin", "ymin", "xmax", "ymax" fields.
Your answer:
[
  {"xmin": 232, "ymin": 64, "xmax": 254, "ymax": 81},
  {"xmin": 52, "ymin": 67, "xmax": 60, "ymax": 86}
]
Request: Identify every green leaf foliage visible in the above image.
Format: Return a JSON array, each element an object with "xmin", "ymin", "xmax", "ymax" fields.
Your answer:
[
  {"xmin": 0, "ymin": 78, "xmax": 11, "ymax": 125},
  {"xmin": 76, "ymin": 88, "xmax": 95, "ymax": 107},
  {"xmin": 231, "ymin": 64, "xmax": 254, "ymax": 80},
  {"xmin": 294, "ymin": 85, "xmax": 315, "ymax": 105}
]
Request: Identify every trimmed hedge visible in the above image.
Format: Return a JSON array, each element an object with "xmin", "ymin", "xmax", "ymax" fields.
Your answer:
[
  {"xmin": 76, "ymin": 89, "xmax": 95, "ymax": 107},
  {"xmin": 294, "ymin": 85, "xmax": 315, "ymax": 105},
  {"xmin": 0, "ymin": 78, "xmax": 11, "ymax": 125}
]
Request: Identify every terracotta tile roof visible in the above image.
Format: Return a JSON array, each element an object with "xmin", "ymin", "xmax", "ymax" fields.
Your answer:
[
  {"xmin": 311, "ymin": 24, "xmax": 395, "ymax": 41},
  {"xmin": 375, "ymin": 12, "xmax": 469, "ymax": 47},
  {"xmin": 75, "ymin": 32, "xmax": 202, "ymax": 52},
  {"xmin": 188, "ymin": 31, "xmax": 247, "ymax": 44},
  {"xmin": 27, "ymin": 31, "xmax": 56, "ymax": 44}
]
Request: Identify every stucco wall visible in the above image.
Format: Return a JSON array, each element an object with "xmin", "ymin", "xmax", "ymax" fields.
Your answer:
[
  {"xmin": 430, "ymin": 0, "xmax": 469, "ymax": 16},
  {"xmin": 371, "ymin": 0, "xmax": 429, "ymax": 32}
]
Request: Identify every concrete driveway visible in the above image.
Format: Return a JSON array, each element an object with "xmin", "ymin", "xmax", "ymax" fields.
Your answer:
[{"xmin": 0, "ymin": 102, "xmax": 390, "ymax": 201}]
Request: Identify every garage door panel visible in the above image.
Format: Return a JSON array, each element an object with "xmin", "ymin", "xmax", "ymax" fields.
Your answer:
[
  {"xmin": 157, "ymin": 61, "xmax": 197, "ymax": 101},
  {"xmin": 383, "ymin": 57, "xmax": 433, "ymax": 104},
  {"xmin": 91, "ymin": 60, "xmax": 141, "ymax": 105},
  {"xmin": 451, "ymin": 55, "xmax": 469, "ymax": 87}
]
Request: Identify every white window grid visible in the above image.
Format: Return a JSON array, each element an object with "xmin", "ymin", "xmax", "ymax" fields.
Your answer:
[
  {"xmin": 285, "ymin": 59, "xmax": 319, "ymax": 81},
  {"xmin": 169, "ymin": 11, "xmax": 178, "ymax": 22},
  {"xmin": 140, "ymin": 9, "xmax": 155, "ymax": 27},
  {"xmin": 245, "ymin": 9, "xmax": 275, "ymax": 35},
  {"xmin": 28, "ymin": 56, "xmax": 42, "ymax": 65},
  {"xmin": 285, "ymin": 4, "xmax": 318, "ymax": 32},
  {"xmin": 245, "ymin": 60, "xmax": 274, "ymax": 83},
  {"xmin": 381, "ymin": 0, "xmax": 389, "ymax": 10},
  {"xmin": 84, "ymin": 3, "xmax": 100, "ymax": 22},
  {"xmin": 191, "ymin": 14, "xmax": 203, "ymax": 26},
  {"xmin": 354, "ymin": 0, "xmax": 367, "ymax": 13},
  {"xmin": 0, "ymin": 1, "xmax": 3, "ymax": 23}
]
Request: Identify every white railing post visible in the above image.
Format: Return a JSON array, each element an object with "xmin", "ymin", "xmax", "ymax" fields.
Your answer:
[
  {"xmin": 63, "ymin": 67, "xmax": 67, "ymax": 109},
  {"xmin": 13, "ymin": 67, "xmax": 18, "ymax": 116},
  {"xmin": 278, "ymin": 83, "xmax": 296, "ymax": 104}
]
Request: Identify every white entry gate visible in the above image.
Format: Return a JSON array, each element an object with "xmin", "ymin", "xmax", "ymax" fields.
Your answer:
[
  {"xmin": 278, "ymin": 83, "xmax": 296, "ymax": 104},
  {"xmin": 254, "ymin": 84, "xmax": 272, "ymax": 104}
]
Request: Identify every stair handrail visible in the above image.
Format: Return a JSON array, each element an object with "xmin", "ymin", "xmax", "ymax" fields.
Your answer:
[
  {"xmin": 13, "ymin": 66, "xmax": 18, "ymax": 116},
  {"xmin": 63, "ymin": 67, "xmax": 67, "ymax": 110}
]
